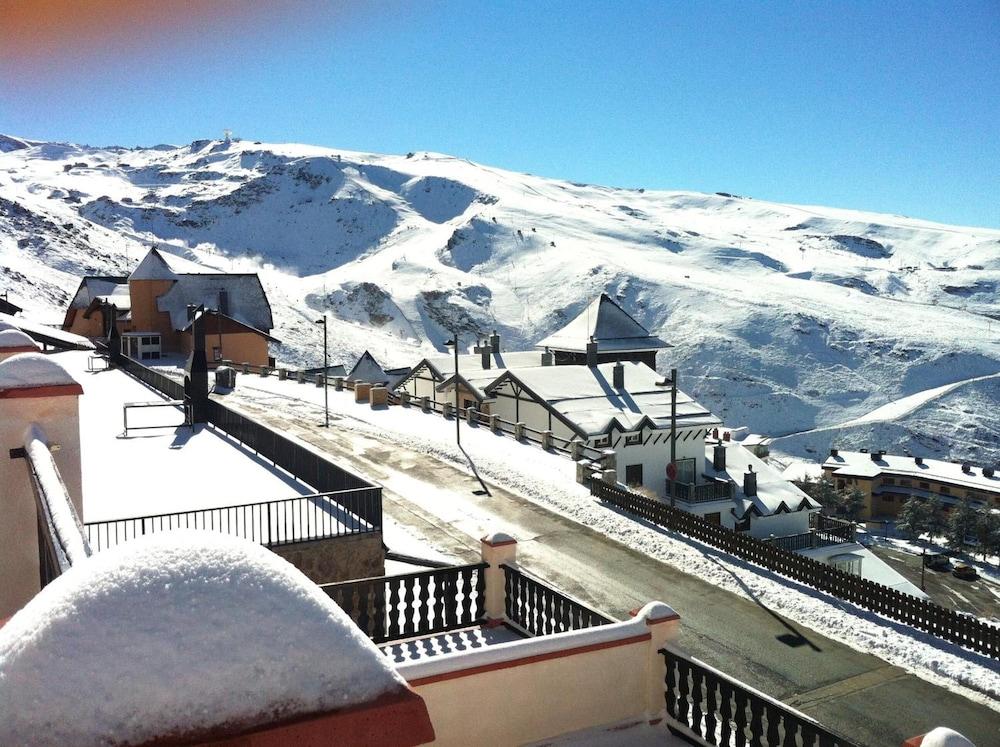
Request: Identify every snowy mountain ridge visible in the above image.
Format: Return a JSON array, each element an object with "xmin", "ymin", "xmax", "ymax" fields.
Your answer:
[{"xmin": 1, "ymin": 135, "xmax": 998, "ymax": 464}]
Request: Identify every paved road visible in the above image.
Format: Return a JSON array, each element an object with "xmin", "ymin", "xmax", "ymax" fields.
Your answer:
[{"xmin": 230, "ymin": 396, "xmax": 1000, "ymax": 747}]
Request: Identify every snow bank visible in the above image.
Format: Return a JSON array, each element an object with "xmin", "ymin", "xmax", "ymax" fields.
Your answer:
[
  {"xmin": 0, "ymin": 532, "xmax": 405, "ymax": 746},
  {"xmin": 0, "ymin": 328, "xmax": 38, "ymax": 350},
  {"xmin": 0, "ymin": 352, "xmax": 79, "ymax": 389}
]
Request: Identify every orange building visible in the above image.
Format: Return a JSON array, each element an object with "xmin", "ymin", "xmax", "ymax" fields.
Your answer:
[{"xmin": 63, "ymin": 248, "xmax": 276, "ymax": 366}]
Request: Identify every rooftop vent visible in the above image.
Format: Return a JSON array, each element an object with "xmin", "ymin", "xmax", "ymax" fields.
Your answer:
[
  {"xmin": 870, "ymin": 452, "xmax": 880, "ymax": 462},
  {"xmin": 915, "ymin": 456, "xmax": 924, "ymax": 466},
  {"xmin": 612, "ymin": 361, "xmax": 625, "ymax": 389},
  {"xmin": 860, "ymin": 448, "xmax": 869, "ymax": 454},
  {"xmin": 743, "ymin": 465, "xmax": 757, "ymax": 497},
  {"xmin": 984, "ymin": 466, "xmax": 996, "ymax": 478},
  {"xmin": 472, "ymin": 341, "xmax": 491, "ymax": 370},
  {"xmin": 489, "ymin": 330, "xmax": 500, "ymax": 353},
  {"xmin": 586, "ymin": 340, "xmax": 598, "ymax": 367},
  {"xmin": 830, "ymin": 448, "xmax": 839, "ymax": 458},
  {"xmin": 962, "ymin": 462, "xmax": 972, "ymax": 474},
  {"xmin": 541, "ymin": 347, "xmax": 553, "ymax": 367}
]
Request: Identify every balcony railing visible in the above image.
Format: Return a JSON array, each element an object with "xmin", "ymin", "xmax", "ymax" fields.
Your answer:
[
  {"xmin": 760, "ymin": 515, "xmax": 855, "ymax": 553},
  {"xmin": 320, "ymin": 563, "xmax": 489, "ymax": 643},
  {"xmin": 502, "ymin": 564, "xmax": 614, "ymax": 636},
  {"xmin": 663, "ymin": 646, "xmax": 856, "ymax": 746},
  {"xmin": 85, "ymin": 489, "xmax": 381, "ymax": 552},
  {"xmin": 670, "ymin": 476, "xmax": 734, "ymax": 503}
]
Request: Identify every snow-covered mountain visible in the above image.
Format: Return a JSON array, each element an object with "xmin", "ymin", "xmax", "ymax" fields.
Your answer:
[{"xmin": 1, "ymin": 135, "xmax": 998, "ymax": 464}]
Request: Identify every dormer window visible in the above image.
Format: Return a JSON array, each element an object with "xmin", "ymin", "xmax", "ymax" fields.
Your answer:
[
  {"xmin": 593, "ymin": 435, "xmax": 611, "ymax": 448},
  {"xmin": 624, "ymin": 433, "xmax": 641, "ymax": 446}
]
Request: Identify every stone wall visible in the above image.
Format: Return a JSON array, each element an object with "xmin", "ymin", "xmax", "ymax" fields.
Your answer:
[{"xmin": 271, "ymin": 531, "xmax": 385, "ymax": 584}]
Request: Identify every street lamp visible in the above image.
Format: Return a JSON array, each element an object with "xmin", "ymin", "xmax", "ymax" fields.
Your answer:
[
  {"xmin": 315, "ymin": 315, "xmax": 329, "ymax": 428},
  {"xmin": 444, "ymin": 332, "xmax": 460, "ymax": 448}
]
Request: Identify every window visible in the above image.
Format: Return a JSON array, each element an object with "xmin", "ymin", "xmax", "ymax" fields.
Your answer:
[
  {"xmin": 624, "ymin": 433, "xmax": 641, "ymax": 446},
  {"xmin": 213, "ymin": 346, "xmax": 222, "ymax": 362},
  {"xmin": 837, "ymin": 480, "xmax": 846, "ymax": 490},
  {"xmin": 883, "ymin": 477, "xmax": 895, "ymax": 485},
  {"xmin": 919, "ymin": 482, "xmax": 929, "ymax": 489},
  {"xmin": 676, "ymin": 458, "xmax": 695, "ymax": 484},
  {"xmin": 940, "ymin": 486, "xmax": 950, "ymax": 495},
  {"xmin": 141, "ymin": 336, "xmax": 152, "ymax": 345},
  {"xmin": 140, "ymin": 351, "xmax": 151, "ymax": 360},
  {"xmin": 625, "ymin": 464, "xmax": 643, "ymax": 487},
  {"xmin": 704, "ymin": 512, "xmax": 722, "ymax": 526},
  {"xmin": 463, "ymin": 398, "xmax": 476, "ymax": 410},
  {"xmin": 150, "ymin": 351, "xmax": 160, "ymax": 360},
  {"xmin": 594, "ymin": 435, "xmax": 611, "ymax": 448},
  {"xmin": 900, "ymin": 479, "xmax": 912, "ymax": 487}
]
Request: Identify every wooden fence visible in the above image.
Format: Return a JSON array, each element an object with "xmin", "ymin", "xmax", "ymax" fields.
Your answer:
[{"xmin": 591, "ymin": 480, "xmax": 1000, "ymax": 659}]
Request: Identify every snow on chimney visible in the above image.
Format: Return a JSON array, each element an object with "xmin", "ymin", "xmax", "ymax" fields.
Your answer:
[
  {"xmin": 713, "ymin": 442, "xmax": 726, "ymax": 471},
  {"xmin": 586, "ymin": 339, "xmax": 598, "ymax": 367},
  {"xmin": 743, "ymin": 466, "xmax": 757, "ymax": 497},
  {"xmin": 612, "ymin": 361, "xmax": 625, "ymax": 389}
]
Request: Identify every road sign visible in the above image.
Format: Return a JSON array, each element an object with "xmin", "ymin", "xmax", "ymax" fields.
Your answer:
[{"xmin": 666, "ymin": 462, "xmax": 677, "ymax": 481}]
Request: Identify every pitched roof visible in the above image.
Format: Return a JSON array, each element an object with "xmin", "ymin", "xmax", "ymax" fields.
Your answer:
[
  {"xmin": 347, "ymin": 351, "xmax": 389, "ymax": 384},
  {"xmin": 824, "ymin": 451, "xmax": 1000, "ymax": 494},
  {"xmin": 485, "ymin": 361, "xmax": 720, "ymax": 435},
  {"xmin": 703, "ymin": 442, "xmax": 820, "ymax": 518},
  {"xmin": 536, "ymin": 294, "xmax": 668, "ymax": 354},
  {"xmin": 155, "ymin": 273, "xmax": 273, "ymax": 333}
]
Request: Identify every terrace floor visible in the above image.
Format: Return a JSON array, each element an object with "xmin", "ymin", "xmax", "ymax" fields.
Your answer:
[
  {"xmin": 58, "ymin": 351, "xmax": 313, "ymax": 523},
  {"xmin": 381, "ymin": 623, "xmax": 526, "ymax": 664}
]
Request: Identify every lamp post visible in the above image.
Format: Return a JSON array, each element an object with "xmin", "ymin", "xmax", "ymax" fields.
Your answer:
[
  {"xmin": 315, "ymin": 315, "xmax": 329, "ymax": 427},
  {"xmin": 445, "ymin": 332, "xmax": 460, "ymax": 448}
]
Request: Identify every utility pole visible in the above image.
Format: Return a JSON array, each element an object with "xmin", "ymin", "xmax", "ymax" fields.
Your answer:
[
  {"xmin": 447, "ymin": 332, "xmax": 461, "ymax": 448},
  {"xmin": 670, "ymin": 367, "xmax": 678, "ymax": 507},
  {"xmin": 315, "ymin": 315, "xmax": 329, "ymax": 427}
]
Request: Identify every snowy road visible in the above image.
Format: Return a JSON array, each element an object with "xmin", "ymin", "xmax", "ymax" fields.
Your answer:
[{"xmin": 219, "ymin": 376, "xmax": 1000, "ymax": 746}]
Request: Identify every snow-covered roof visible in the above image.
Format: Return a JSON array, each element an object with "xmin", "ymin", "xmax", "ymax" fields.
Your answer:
[
  {"xmin": 129, "ymin": 246, "xmax": 222, "ymax": 279},
  {"xmin": 347, "ymin": 350, "xmax": 390, "ymax": 384},
  {"xmin": 0, "ymin": 352, "xmax": 80, "ymax": 391},
  {"xmin": 421, "ymin": 349, "xmax": 545, "ymax": 389},
  {"xmin": 824, "ymin": 450, "xmax": 1000, "ymax": 494},
  {"xmin": 1, "ymin": 312, "xmax": 95, "ymax": 350},
  {"xmin": 155, "ymin": 273, "xmax": 273, "ymax": 333},
  {"xmin": 67, "ymin": 276, "xmax": 130, "ymax": 311},
  {"xmin": 486, "ymin": 361, "xmax": 720, "ymax": 435},
  {"xmin": 0, "ymin": 532, "xmax": 409, "ymax": 745},
  {"xmin": 0, "ymin": 328, "xmax": 39, "ymax": 351},
  {"xmin": 704, "ymin": 442, "xmax": 820, "ymax": 517},
  {"xmin": 536, "ymin": 294, "xmax": 668, "ymax": 354}
]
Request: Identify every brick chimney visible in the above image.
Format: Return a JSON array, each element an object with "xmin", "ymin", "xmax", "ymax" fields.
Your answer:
[
  {"xmin": 743, "ymin": 466, "xmax": 757, "ymax": 497},
  {"xmin": 713, "ymin": 442, "xmax": 726, "ymax": 471}
]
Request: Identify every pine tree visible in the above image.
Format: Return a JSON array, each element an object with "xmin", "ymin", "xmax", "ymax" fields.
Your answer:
[
  {"xmin": 975, "ymin": 509, "xmax": 1000, "ymax": 565},
  {"xmin": 946, "ymin": 499, "xmax": 977, "ymax": 552},
  {"xmin": 839, "ymin": 486, "xmax": 867, "ymax": 523},
  {"xmin": 814, "ymin": 477, "xmax": 839, "ymax": 511},
  {"xmin": 925, "ymin": 497, "xmax": 947, "ymax": 544},
  {"xmin": 897, "ymin": 497, "xmax": 928, "ymax": 541}
]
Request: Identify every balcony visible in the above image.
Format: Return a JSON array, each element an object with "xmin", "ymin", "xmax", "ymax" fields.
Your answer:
[
  {"xmin": 761, "ymin": 514, "xmax": 856, "ymax": 553},
  {"xmin": 668, "ymin": 475, "xmax": 734, "ymax": 503}
]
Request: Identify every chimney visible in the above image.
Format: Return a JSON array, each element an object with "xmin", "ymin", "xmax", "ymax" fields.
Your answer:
[
  {"xmin": 218, "ymin": 289, "xmax": 229, "ymax": 316},
  {"xmin": 712, "ymin": 427, "xmax": 719, "ymax": 439},
  {"xmin": 723, "ymin": 431, "xmax": 731, "ymax": 442},
  {"xmin": 743, "ymin": 466, "xmax": 757, "ymax": 497},
  {"xmin": 984, "ymin": 466, "xmax": 995, "ymax": 478},
  {"xmin": 860, "ymin": 448, "xmax": 869, "ymax": 453},
  {"xmin": 830, "ymin": 448, "xmax": 839, "ymax": 458},
  {"xmin": 713, "ymin": 442, "xmax": 726, "ymax": 471},
  {"xmin": 914, "ymin": 456, "xmax": 924, "ymax": 466},
  {"xmin": 870, "ymin": 451, "xmax": 880, "ymax": 462},
  {"xmin": 612, "ymin": 361, "xmax": 625, "ymax": 389},
  {"xmin": 186, "ymin": 304, "xmax": 197, "ymax": 321},
  {"xmin": 473, "ymin": 340, "xmax": 491, "ymax": 369},
  {"xmin": 490, "ymin": 329, "xmax": 500, "ymax": 353},
  {"xmin": 541, "ymin": 347, "xmax": 553, "ymax": 366},
  {"xmin": 586, "ymin": 339, "xmax": 598, "ymax": 367},
  {"xmin": 962, "ymin": 462, "xmax": 972, "ymax": 474}
]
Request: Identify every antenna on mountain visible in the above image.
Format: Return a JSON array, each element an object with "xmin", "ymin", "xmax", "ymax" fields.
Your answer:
[{"xmin": 223, "ymin": 129, "xmax": 233, "ymax": 144}]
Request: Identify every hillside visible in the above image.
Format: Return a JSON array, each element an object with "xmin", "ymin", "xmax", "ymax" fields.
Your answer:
[{"xmin": 1, "ymin": 136, "xmax": 998, "ymax": 464}]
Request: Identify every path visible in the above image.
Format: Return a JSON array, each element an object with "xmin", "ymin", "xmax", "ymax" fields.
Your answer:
[{"xmin": 226, "ymin": 392, "xmax": 1000, "ymax": 747}]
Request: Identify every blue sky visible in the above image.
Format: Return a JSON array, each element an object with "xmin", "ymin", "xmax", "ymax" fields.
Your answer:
[{"xmin": 2, "ymin": 1, "xmax": 998, "ymax": 227}]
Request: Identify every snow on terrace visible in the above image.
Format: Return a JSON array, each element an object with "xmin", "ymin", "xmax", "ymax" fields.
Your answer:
[
  {"xmin": 228, "ymin": 373, "xmax": 1000, "ymax": 710},
  {"xmin": 57, "ymin": 350, "xmax": 312, "ymax": 523},
  {"xmin": 0, "ymin": 532, "xmax": 410, "ymax": 746}
]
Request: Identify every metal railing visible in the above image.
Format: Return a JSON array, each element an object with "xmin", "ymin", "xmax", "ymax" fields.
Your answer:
[
  {"xmin": 84, "ymin": 489, "xmax": 380, "ymax": 552},
  {"xmin": 320, "ymin": 563, "xmax": 489, "ymax": 643},
  {"xmin": 501, "ymin": 563, "xmax": 614, "ymax": 636},
  {"xmin": 663, "ymin": 646, "xmax": 856, "ymax": 747},
  {"xmin": 670, "ymin": 477, "xmax": 734, "ymax": 503},
  {"xmin": 764, "ymin": 516, "xmax": 856, "ymax": 553}
]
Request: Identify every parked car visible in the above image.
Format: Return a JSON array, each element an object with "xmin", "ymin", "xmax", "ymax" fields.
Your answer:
[
  {"xmin": 952, "ymin": 564, "xmax": 979, "ymax": 581},
  {"xmin": 923, "ymin": 553, "xmax": 951, "ymax": 571}
]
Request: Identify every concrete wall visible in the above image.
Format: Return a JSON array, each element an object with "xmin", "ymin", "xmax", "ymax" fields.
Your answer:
[
  {"xmin": 271, "ymin": 531, "xmax": 384, "ymax": 585},
  {"xmin": 0, "ymin": 386, "xmax": 83, "ymax": 619},
  {"xmin": 606, "ymin": 426, "xmax": 705, "ymax": 494}
]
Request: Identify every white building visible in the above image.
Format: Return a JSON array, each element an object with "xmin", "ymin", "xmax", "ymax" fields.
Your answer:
[{"xmin": 484, "ymin": 360, "xmax": 721, "ymax": 493}]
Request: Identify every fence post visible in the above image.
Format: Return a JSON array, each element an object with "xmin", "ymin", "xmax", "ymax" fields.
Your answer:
[
  {"xmin": 400, "ymin": 391, "xmax": 411, "ymax": 407},
  {"xmin": 442, "ymin": 402, "xmax": 453, "ymax": 418},
  {"xmin": 514, "ymin": 422, "xmax": 525, "ymax": 440},
  {"xmin": 466, "ymin": 404, "xmax": 477, "ymax": 424},
  {"xmin": 334, "ymin": 377, "xmax": 344, "ymax": 391},
  {"xmin": 315, "ymin": 374, "xmax": 325, "ymax": 388},
  {"xmin": 490, "ymin": 414, "xmax": 500, "ymax": 433},
  {"xmin": 278, "ymin": 368, "xmax": 287, "ymax": 381},
  {"xmin": 481, "ymin": 532, "xmax": 517, "ymax": 624},
  {"xmin": 296, "ymin": 370, "xmax": 305, "ymax": 383},
  {"xmin": 542, "ymin": 430, "xmax": 553, "ymax": 449},
  {"xmin": 421, "ymin": 396, "xmax": 430, "ymax": 413},
  {"xmin": 242, "ymin": 363, "xmax": 250, "ymax": 375}
]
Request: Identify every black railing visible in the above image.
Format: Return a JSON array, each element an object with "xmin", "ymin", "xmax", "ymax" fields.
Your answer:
[
  {"xmin": 116, "ymin": 354, "xmax": 184, "ymax": 400},
  {"xmin": 321, "ymin": 563, "xmax": 489, "ymax": 644},
  {"xmin": 84, "ymin": 489, "xmax": 380, "ymax": 552},
  {"xmin": 501, "ymin": 564, "xmax": 614, "ymax": 636},
  {"xmin": 814, "ymin": 513, "xmax": 856, "ymax": 544},
  {"xmin": 663, "ymin": 647, "xmax": 856, "ymax": 747},
  {"xmin": 671, "ymin": 477, "xmax": 734, "ymax": 503},
  {"xmin": 592, "ymin": 479, "xmax": 1000, "ymax": 659}
]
